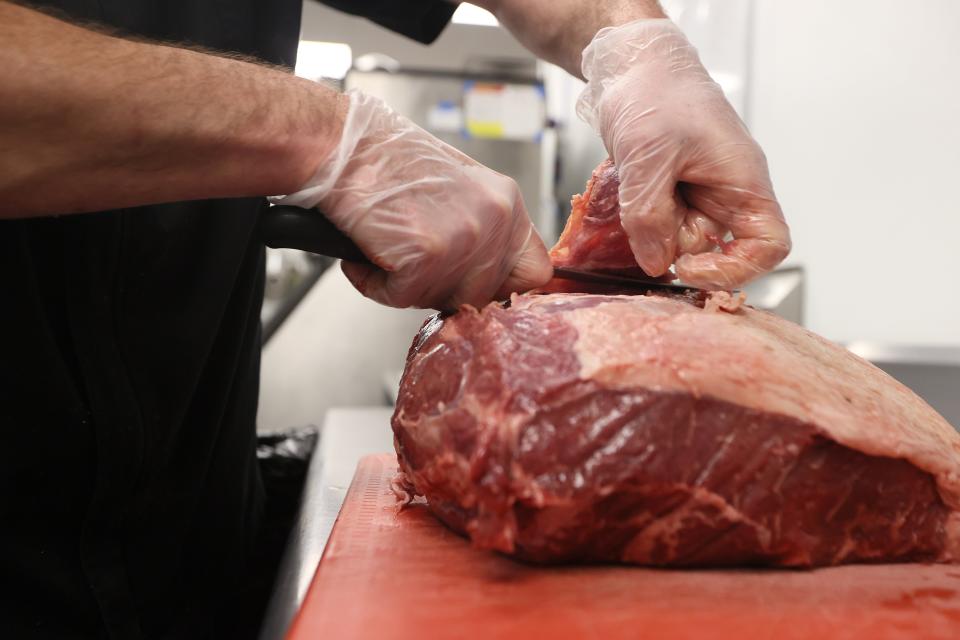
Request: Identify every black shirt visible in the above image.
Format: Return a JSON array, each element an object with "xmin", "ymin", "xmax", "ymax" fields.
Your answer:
[{"xmin": 0, "ymin": 2, "xmax": 455, "ymax": 638}]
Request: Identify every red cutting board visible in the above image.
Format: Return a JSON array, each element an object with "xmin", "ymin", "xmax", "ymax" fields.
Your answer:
[{"xmin": 287, "ymin": 454, "xmax": 960, "ymax": 640}]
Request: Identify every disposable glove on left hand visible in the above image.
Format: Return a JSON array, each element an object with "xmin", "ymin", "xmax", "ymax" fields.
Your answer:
[
  {"xmin": 577, "ymin": 19, "xmax": 791, "ymax": 289},
  {"xmin": 271, "ymin": 90, "xmax": 552, "ymax": 310}
]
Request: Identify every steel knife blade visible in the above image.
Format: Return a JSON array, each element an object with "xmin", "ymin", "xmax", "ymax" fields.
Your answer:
[{"xmin": 550, "ymin": 266, "xmax": 701, "ymax": 293}]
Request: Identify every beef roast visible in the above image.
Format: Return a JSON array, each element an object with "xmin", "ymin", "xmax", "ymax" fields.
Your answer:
[
  {"xmin": 393, "ymin": 293, "xmax": 960, "ymax": 566},
  {"xmin": 390, "ymin": 162, "xmax": 960, "ymax": 568}
]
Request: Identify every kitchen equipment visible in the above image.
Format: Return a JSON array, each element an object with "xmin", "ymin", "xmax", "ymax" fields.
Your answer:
[
  {"xmin": 260, "ymin": 205, "xmax": 703, "ymax": 294},
  {"xmin": 286, "ymin": 454, "xmax": 960, "ymax": 640},
  {"xmin": 740, "ymin": 265, "xmax": 804, "ymax": 325}
]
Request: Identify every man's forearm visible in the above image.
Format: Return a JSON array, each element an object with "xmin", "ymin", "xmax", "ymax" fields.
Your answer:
[
  {"xmin": 0, "ymin": 2, "xmax": 346, "ymax": 218},
  {"xmin": 471, "ymin": 0, "xmax": 666, "ymax": 77}
]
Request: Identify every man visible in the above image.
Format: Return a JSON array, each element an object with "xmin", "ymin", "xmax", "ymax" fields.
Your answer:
[{"xmin": 0, "ymin": 0, "xmax": 789, "ymax": 637}]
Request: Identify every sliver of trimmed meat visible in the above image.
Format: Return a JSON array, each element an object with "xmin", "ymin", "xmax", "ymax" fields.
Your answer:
[{"xmin": 551, "ymin": 159, "xmax": 637, "ymax": 272}]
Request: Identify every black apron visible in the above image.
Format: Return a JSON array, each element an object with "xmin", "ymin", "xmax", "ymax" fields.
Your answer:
[{"xmin": 0, "ymin": 2, "xmax": 455, "ymax": 638}]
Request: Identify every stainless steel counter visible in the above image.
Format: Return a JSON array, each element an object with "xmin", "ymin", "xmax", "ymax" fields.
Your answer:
[{"xmin": 258, "ymin": 407, "xmax": 395, "ymax": 640}]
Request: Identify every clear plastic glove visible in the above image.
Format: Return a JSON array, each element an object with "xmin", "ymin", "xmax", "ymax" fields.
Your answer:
[
  {"xmin": 577, "ymin": 19, "xmax": 791, "ymax": 289},
  {"xmin": 271, "ymin": 90, "xmax": 551, "ymax": 310}
]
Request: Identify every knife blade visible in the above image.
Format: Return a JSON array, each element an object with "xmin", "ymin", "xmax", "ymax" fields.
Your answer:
[
  {"xmin": 550, "ymin": 266, "xmax": 699, "ymax": 293},
  {"xmin": 259, "ymin": 205, "xmax": 702, "ymax": 294}
]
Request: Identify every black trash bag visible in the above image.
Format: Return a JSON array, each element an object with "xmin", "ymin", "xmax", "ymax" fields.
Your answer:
[
  {"xmin": 221, "ymin": 426, "xmax": 319, "ymax": 640},
  {"xmin": 257, "ymin": 426, "xmax": 320, "ymax": 501}
]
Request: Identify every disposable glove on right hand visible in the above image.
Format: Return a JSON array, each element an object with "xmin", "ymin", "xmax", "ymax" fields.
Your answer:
[
  {"xmin": 271, "ymin": 90, "xmax": 552, "ymax": 310},
  {"xmin": 577, "ymin": 19, "xmax": 791, "ymax": 289}
]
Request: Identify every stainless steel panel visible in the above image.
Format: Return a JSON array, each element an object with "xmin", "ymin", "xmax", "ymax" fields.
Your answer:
[{"xmin": 742, "ymin": 266, "xmax": 804, "ymax": 325}]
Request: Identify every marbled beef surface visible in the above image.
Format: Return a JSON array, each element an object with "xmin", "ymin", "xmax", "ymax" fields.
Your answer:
[{"xmin": 392, "ymin": 293, "xmax": 960, "ymax": 566}]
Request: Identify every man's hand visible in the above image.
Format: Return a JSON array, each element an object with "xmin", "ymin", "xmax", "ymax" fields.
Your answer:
[
  {"xmin": 577, "ymin": 19, "xmax": 790, "ymax": 288},
  {"xmin": 474, "ymin": 1, "xmax": 790, "ymax": 288},
  {"xmin": 272, "ymin": 91, "xmax": 552, "ymax": 310}
]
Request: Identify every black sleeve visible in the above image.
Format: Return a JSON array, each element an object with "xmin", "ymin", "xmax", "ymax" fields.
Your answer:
[{"xmin": 318, "ymin": 0, "xmax": 460, "ymax": 44}]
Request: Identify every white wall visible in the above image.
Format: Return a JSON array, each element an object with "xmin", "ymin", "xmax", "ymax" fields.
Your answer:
[{"xmin": 749, "ymin": 0, "xmax": 960, "ymax": 345}]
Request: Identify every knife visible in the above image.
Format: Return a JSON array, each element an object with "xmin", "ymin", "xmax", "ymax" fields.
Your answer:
[
  {"xmin": 259, "ymin": 204, "xmax": 369, "ymax": 263},
  {"xmin": 259, "ymin": 205, "xmax": 700, "ymax": 293},
  {"xmin": 549, "ymin": 266, "xmax": 697, "ymax": 293}
]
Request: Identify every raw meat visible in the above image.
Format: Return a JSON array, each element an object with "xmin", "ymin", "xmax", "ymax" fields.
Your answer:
[
  {"xmin": 549, "ymin": 158, "xmax": 723, "ymax": 278},
  {"xmin": 549, "ymin": 157, "xmax": 788, "ymax": 290},
  {"xmin": 390, "ymin": 161, "xmax": 960, "ymax": 567},
  {"xmin": 392, "ymin": 294, "xmax": 960, "ymax": 566},
  {"xmin": 550, "ymin": 159, "xmax": 636, "ymax": 272}
]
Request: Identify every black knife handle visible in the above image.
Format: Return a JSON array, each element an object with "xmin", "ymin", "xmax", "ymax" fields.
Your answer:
[{"xmin": 259, "ymin": 204, "xmax": 372, "ymax": 265}]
